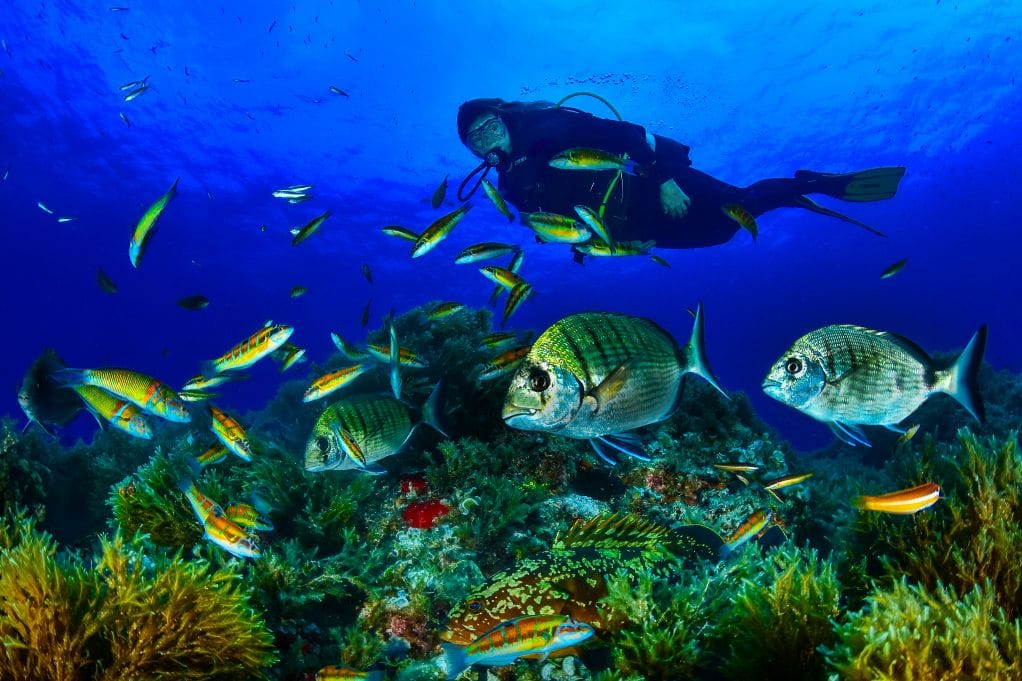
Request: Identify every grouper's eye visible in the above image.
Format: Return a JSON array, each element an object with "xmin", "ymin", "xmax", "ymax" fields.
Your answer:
[
  {"xmin": 784, "ymin": 357, "xmax": 804, "ymax": 376},
  {"xmin": 528, "ymin": 368, "xmax": 550, "ymax": 392},
  {"xmin": 468, "ymin": 599, "xmax": 483, "ymax": 612}
]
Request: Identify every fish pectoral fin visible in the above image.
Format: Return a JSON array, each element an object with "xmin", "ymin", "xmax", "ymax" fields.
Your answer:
[
  {"xmin": 362, "ymin": 462, "xmax": 387, "ymax": 475},
  {"xmin": 589, "ymin": 438, "xmax": 619, "ymax": 466},
  {"xmin": 586, "ymin": 359, "xmax": 637, "ymax": 414},
  {"xmin": 829, "ymin": 421, "xmax": 873, "ymax": 447}
]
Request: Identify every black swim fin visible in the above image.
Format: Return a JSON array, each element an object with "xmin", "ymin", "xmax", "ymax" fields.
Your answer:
[
  {"xmin": 795, "ymin": 166, "xmax": 906, "ymax": 202},
  {"xmin": 793, "ymin": 195, "xmax": 887, "ymax": 238}
]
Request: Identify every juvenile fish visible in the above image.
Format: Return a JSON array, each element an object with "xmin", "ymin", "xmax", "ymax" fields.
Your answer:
[
  {"xmin": 316, "ymin": 665, "xmax": 383, "ymax": 681},
  {"xmin": 478, "ymin": 344, "xmax": 532, "ymax": 381},
  {"xmin": 431, "ymin": 175, "xmax": 448, "ymax": 208},
  {"xmin": 177, "ymin": 294, "xmax": 210, "ymax": 310},
  {"xmin": 455, "ymin": 242, "xmax": 518, "ymax": 265},
  {"xmin": 361, "ymin": 298, "xmax": 372, "ymax": 328},
  {"xmin": 274, "ymin": 343, "xmax": 307, "ymax": 372},
  {"xmin": 763, "ymin": 324, "xmax": 987, "ymax": 447},
  {"xmin": 722, "ymin": 203, "xmax": 758, "ymax": 240},
  {"xmin": 224, "ymin": 503, "xmax": 273, "ymax": 531},
  {"xmin": 290, "ymin": 210, "xmax": 332, "ymax": 246},
  {"xmin": 329, "ymin": 86, "xmax": 349, "ymax": 97},
  {"xmin": 129, "ymin": 178, "xmax": 178, "ymax": 268},
  {"xmin": 331, "ymin": 332, "xmax": 370, "ymax": 361},
  {"xmin": 574, "ymin": 205, "xmax": 614, "ymax": 251},
  {"xmin": 574, "ymin": 239, "xmax": 654, "ymax": 257},
  {"xmin": 290, "ymin": 285, "xmax": 307, "ymax": 298},
  {"xmin": 362, "ymin": 262, "xmax": 372, "ymax": 284},
  {"xmin": 881, "ymin": 258, "xmax": 908, "ymax": 279},
  {"xmin": 490, "ymin": 250, "xmax": 524, "ymax": 305},
  {"xmin": 411, "ymin": 203, "xmax": 473, "ymax": 258},
  {"xmin": 96, "ymin": 268, "xmax": 118, "ymax": 294},
  {"xmin": 481, "ymin": 178, "xmax": 514, "ymax": 222},
  {"xmin": 521, "ymin": 212, "xmax": 590, "ymax": 244},
  {"xmin": 549, "ymin": 147, "xmax": 639, "ymax": 175},
  {"xmin": 501, "ymin": 281, "xmax": 532, "ymax": 327},
  {"xmin": 426, "ymin": 302, "xmax": 466, "ymax": 320},
  {"xmin": 381, "ymin": 224, "xmax": 419, "ymax": 242},
  {"xmin": 366, "ymin": 344, "xmax": 427, "ymax": 368},
  {"xmin": 502, "ymin": 306, "xmax": 726, "ymax": 464},
  {"xmin": 479, "ymin": 265, "xmax": 526, "ymax": 291}
]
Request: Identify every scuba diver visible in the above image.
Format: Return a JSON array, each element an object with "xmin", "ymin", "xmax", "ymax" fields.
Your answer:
[{"xmin": 456, "ymin": 97, "xmax": 905, "ymax": 250}]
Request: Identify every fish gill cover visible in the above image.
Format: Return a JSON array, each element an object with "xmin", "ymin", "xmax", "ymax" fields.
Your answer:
[{"xmin": 0, "ymin": 2, "xmax": 1021, "ymax": 680}]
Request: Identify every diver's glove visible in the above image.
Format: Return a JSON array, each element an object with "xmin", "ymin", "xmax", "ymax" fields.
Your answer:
[{"xmin": 659, "ymin": 178, "xmax": 691, "ymax": 219}]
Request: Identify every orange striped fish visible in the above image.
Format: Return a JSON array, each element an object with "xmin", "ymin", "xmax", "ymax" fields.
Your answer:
[
  {"xmin": 55, "ymin": 367, "xmax": 190, "ymax": 423},
  {"xmin": 411, "ymin": 202, "xmax": 473, "ymax": 258},
  {"xmin": 478, "ymin": 344, "xmax": 532, "ymax": 381},
  {"xmin": 210, "ymin": 323, "xmax": 294, "ymax": 373},
  {"xmin": 209, "ymin": 404, "xmax": 253, "ymax": 461},
  {"xmin": 196, "ymin": 443, "xmax": 229, "ymax": 467},
  {"xmin": 724, "ymin": 509, "xmax": 773, "ymax": 551},
  {"xmin": 73, "ymin": 385, "xmax": 153, "ymax": 439},
  {"xmin": 316, "ymin": 665, "xmax": 384, "ymax": 681},
  {"xmin": 202, "ymin": 509, "xmax": 261, "ymax": 558},
  {"xmin": 224, "ymin": 503, "xmax": 273, "ymax": 531},
  {"xmin": 852, "ymin": 482, "xmax": 940, "ymax": 514},
  {"xmin": 489, "ymin": 250, "xmax": 524, "ymax": 305},
  {"xmin": 179, "ymin": 478, "xmax": 224, "ymax": 525},
  {"xmin": 303, "ymin": 364, "xmax": 371, "ymax": 403},
  {"xmin": 722, "ymin": 204, "xmax": 758, "ymax": 240},
  {"xmin": 366, "ymin": 344, "xmax": 428, "ymax": 368}
]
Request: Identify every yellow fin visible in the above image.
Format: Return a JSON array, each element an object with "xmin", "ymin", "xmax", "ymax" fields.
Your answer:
[{"xmin": 586, "ymin": 359, "xmax": 636, "ymax": 414}]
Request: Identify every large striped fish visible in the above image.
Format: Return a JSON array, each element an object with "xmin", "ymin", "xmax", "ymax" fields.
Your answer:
[
  {"xmin": 73, "ymin": 385, "xmax": 153, "ymax": 439},
  {"xmin": 304, "ymin": 383, "xmax": 446, "ymax": 474},
  {"xmin": 762, "ymin": 324, "xmax": 987, "ymax": 446},
  {"xmin": 501, "ymin": 306, "xmax": 725, "ymax": 464}
]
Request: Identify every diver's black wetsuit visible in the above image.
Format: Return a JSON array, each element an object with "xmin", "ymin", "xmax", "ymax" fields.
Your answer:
[{"xmin": 457, "ymin": 100, "xmax": 904, "ymax": 249}]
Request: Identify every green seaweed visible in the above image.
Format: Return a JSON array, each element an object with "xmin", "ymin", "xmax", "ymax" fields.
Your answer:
[{"xmin": 825, "ymin": 579, "xmax": 1022, "ymax": 680}]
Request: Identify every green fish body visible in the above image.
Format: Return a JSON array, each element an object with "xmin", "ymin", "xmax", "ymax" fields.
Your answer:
[
  {"xmin": 763, "ymin": 324, "xmax": 987, "ymax": 445},
  {"xmin": 305, "ymin": 387, "xmax": 444, "ymax": 473},
  {"xmin": 481, "ymin": 178, "xmax": 514, "ymax": 222},
  {"xmin": 73, "ymin": 385, "xmax": 153, "ymax": 439},
  {"xmin": 55, "ymin": 367, "xmax": 190, "ymax": 423},
  {"xmin": 129, "ymin": 178, "xmax": 179, "ymax": 268},
  {"xmin": 502, "ymin": 308, "xmax": 725, "ymax": 463},
  {"xmin": 442, "ymin": 514, "xmax": 723, "ymax": 645}
]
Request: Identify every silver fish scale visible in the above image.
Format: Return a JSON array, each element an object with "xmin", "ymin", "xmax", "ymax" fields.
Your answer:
[
  {"xmin": 802, "ymin": 325, "xmax": 937, "ymax": 425},
  {"xmin": 539, "ymin": 313, "xmax": 682, "ymax": 438}
]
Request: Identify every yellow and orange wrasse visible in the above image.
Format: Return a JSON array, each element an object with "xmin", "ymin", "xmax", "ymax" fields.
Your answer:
[
  {"xmin": 852, "ymin": 482, "xmax": 941, "ymax": 515},
  {"xmin": 548, "ymin": 147, "xmax": 640, "ymax": 175},
  {"xmin": 316, "ymin": 665, "xmax": 384, "ymax": 681},
  {"xmin": 426, "ymin": 302, "xmax": 466, "ymax": 320},
  {"xmin": 129, "ymin": 178, "xmax": 179, "ymax": 268},
  {"xmin": 366, "ymin": 344, "xmax": 428, "ymax": 368},
  {"xmin": 479, "ymin": 265, "xmax": 526, "ymax": 291},
  {"xmin": 724, "ymin": 509, "xmax": 773, "ymax": 551},
  {"xmin": 411, "ymin": 202, "xmax": 473, "ymax": 258},
  {"xmin": 182, "ymin": 373, "xmax": 243, "ymax": 391},
  {"xmin": 303, "ymin": 364, "xmax": 371, "ymax": 403},
  {"xmin": 380, "ymin": 224, "xmax": 418, "ymax": 242},
  {"xmin": 489, "ymin": 250, "xmax": 524, "ymax": 305},
  {"xmin": 336, "ymin": 426, "xmax": 368, "ymax": 468},
  {"xmin": 179, "ymin": 478, "xmax": 225, "ymax": 525},
  {"xmin": 649, "ymin": 255, "xmax": 671, "ymax": 268},
  {"xmin": 331, "ymin": 332, "xmax": 371, "ymax": 362},
  {"xmin": 72, "ymin": 385, "xmax": 153, "ymax": 440},
  {"xmin": 520, "ymin": 212, "xmax": 590, "ymax": 244},
  {"xmin": 441, "ymin": 615, "xmax": 594, "ymax": 679},
  {"xmin": 55, "ymin": 367, "xmax": 190, "ymax": 423},
  {"xmin": 196, "ymin": 443, "xmax": 229, "ymax": 467},
  {"xmin": 479, "ymin": 331, "xmax": 519, "ymax": 351},
  {"xmin": 209, "ymin": 404, "xmax": 253, "ymax": 461},
  {"xmin": 224, "ymin": 503, "xmax": 273, "ymax": 531},
  {"xmin": 210, "ymin": 323, "xmax": 294, "ymax": 373},
  {"xmin": 478, "ymin": 344, "xmax": 532, "ymax": 381},
  {"xmin": 202, "ymin": 509, "xmax": 261, "ymax": 559},
  {"xmin": 275, "ymin": 343, "xmax": 307, "ymax": 372},
  {"xmin": 481, "ymin": 178, "xmax": 514, "ymax": 222},
  {"xmin": 179, "ymin": 389, "xmax": 217, "ymax": 403},
  {"xmin": 897, "ymin": 424, "xmax": 921, "ymax": 445},
  {"xmin": 455, "ymin": 241, "xmax": 519, "ymax": 265},
  {"xmin": 501, "ymin": 281, "xmax": 532, "ymax": 328},
  {"xmin": 722, "ymin": 203, "xmax": 758, "ymax": 241}
]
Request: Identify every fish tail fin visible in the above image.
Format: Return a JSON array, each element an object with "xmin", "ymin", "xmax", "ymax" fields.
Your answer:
[
  {"xmin": 937, "ymin": 324, "xmax": 988, "ymax": 423},
  {"xmin": 623, "ymin": 159, "xmax": 641, "ymax": 176},
  {"xmin": 680, "ymin": 303, "xmax": 728, "ymax": 400},
  {"xmin": 51, "ymin": 368, "xmax": 88, "ymax": 387},
  {"xmin": 168, "ymin": 177, "xmax": 180, "ymax": 198},
  {"xmin": 440, "ymin": 642, "xmax": 468, "ymax": 680},
  {"xmin": 421, "ymin": 380, "xmax": 449, "ymax": 438},
  {"xmin": 199, "ymin": 360, "xmax": 218, "ymax": 377}
]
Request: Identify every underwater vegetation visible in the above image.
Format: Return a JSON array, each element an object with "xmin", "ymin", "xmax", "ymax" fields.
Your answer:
[{"xmin": 0, "ymin": 514, "xmax": 275, "ymax": 680}]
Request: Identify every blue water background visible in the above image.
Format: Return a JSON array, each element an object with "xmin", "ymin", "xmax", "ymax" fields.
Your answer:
[{"xmin": 1, "ymin": 1, "xmax": 1019, "ymax": 451}]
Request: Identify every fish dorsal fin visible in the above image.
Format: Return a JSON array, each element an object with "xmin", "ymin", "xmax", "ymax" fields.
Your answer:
[{"xmin": 553, "ymin": 513, "xmax": 669, "ymax": 550}]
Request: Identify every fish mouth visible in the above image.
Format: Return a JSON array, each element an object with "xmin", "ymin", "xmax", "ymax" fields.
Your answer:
[
  {"xmin": 761, "ymin": 379, "xmax": 781, "ymax": 389},
  {"xmin": 501, "ymin": 405, "xmax": 537, "ymax": 422}
]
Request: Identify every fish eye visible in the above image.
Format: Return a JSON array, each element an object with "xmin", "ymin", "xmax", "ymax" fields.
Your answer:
[
  {"xmin": 528, "ymin": 368, "xmax": 550, "ymax": 392},
  {"xmin": 468, "ymin": 599, "xmax": 483, "ymax": 612},
  {"xmin": 784, "ymin": 357, "xmax": 804, "ymax": 375},
  {"xmin": 316, "ymin": 436, "xmax": 330, "ymax": 453}
]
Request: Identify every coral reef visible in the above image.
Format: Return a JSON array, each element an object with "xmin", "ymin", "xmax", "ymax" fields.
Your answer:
[{"xmin": 0, "ymin": 423, "xmax": 47, "ymax": 522}]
